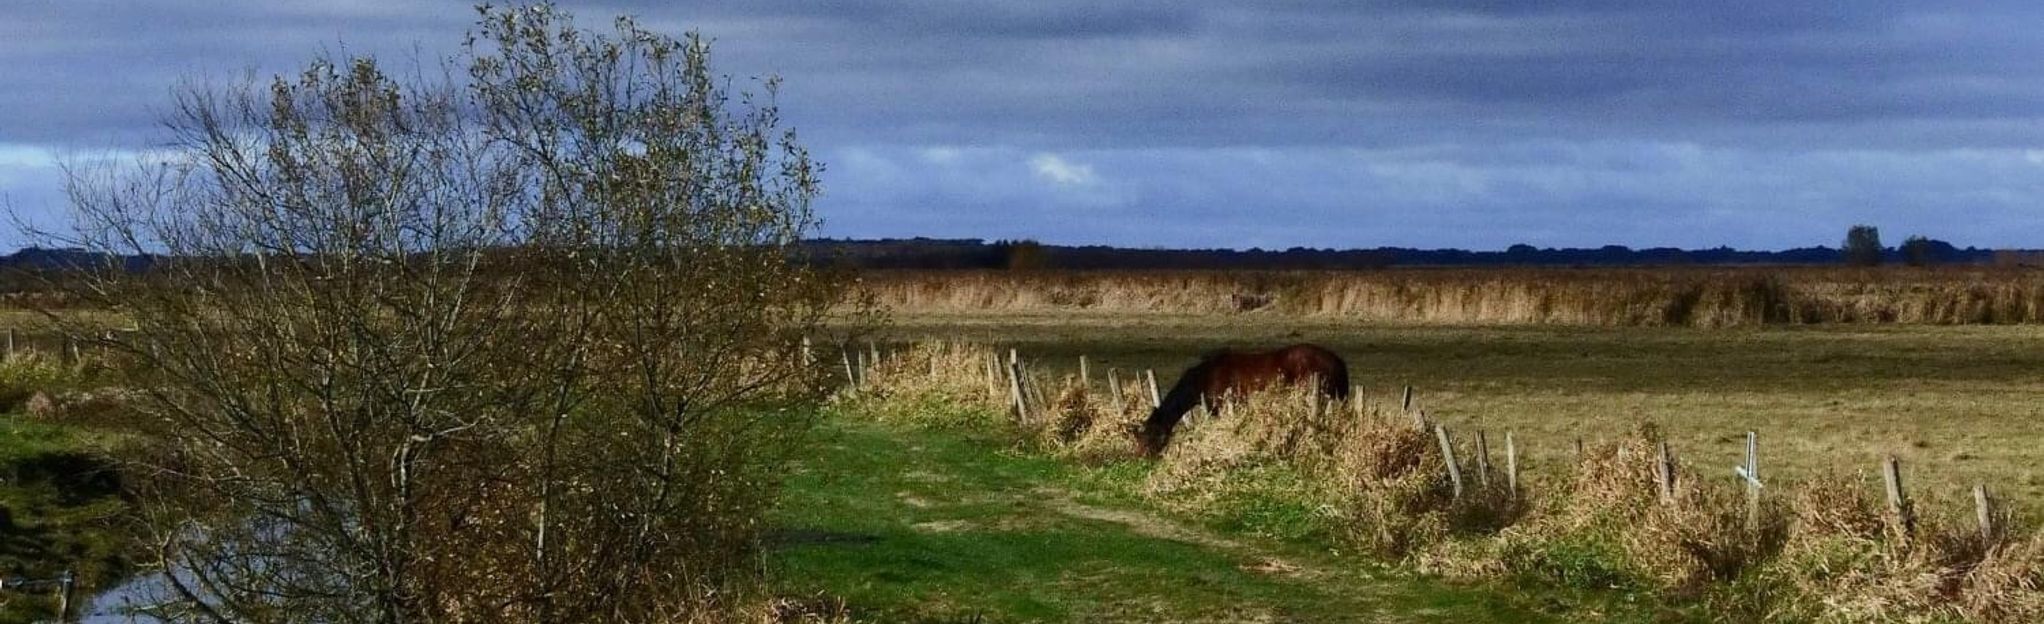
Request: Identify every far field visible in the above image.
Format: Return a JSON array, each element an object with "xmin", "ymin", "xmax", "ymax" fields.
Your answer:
[{"xmin": 872, "ymin": 312, "xmax": 2044, "ymax": 512}]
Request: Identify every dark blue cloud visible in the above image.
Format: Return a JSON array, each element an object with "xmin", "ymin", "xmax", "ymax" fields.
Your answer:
[{"xmin": 4, "ymin": 1, "xmax": 2043, "ymax": 250}]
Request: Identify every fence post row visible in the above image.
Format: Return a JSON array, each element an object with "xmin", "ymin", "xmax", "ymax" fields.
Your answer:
[
  {"xmin": 1435, "ymin": 424, "xmax": 1463, "ymax": 499},
  {"xmin": 1883, "ymin": 455, "xmax": 1916, "ymax": 542}
]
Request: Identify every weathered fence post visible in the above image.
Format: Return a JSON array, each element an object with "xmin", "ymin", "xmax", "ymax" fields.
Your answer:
[
  {"xmin": 1401, "ymin": 384, "xmax": 1413, "ymax": 413},
  {"xmin": 1107, "ymin": 369, "xmax": 1125, "ymax": 413},
  {"xmin": 1574, "ymin": 437, "xmax": 1585, "ymax": 460},
  {"xmin": 1975, "ymin": 484, "xmax": 1997, "ymax": 542},
  {"xmin": 1435, "ymin": 424, "xmax": 1463, "ymax": 499},
  {"xmin": 57, "ymin": 569, "xmax": 75, "ymax": 622},
  {"xmin": 1009, "ymin": 360, "xmax": 1030, "ymax": 423},
  {"xmin": 1145, "ymin": 369, "xmax": 1162, "ymax": 409},
  {"xmin": 1350, "ymin": 385, "xmax": 1365, "ymax": 420},
  {"xmin": 1079, "ymin": 355, "xmax": 1089, "ymax": 388},
  {"xmin": 800, "ymin": 337, "xmax": 813, "ymax": 366},
  {"xmin": 841, "ymin": 349, "xmax": 857, "ymax": 389},
  {"xmin": 869, "ymin": 341, "xmax": 881, "ymax": 368},
  {"xmin": 4, "ymin": 328, "xmax": 13, "ymax": 360},
  {"xmin": 1475, "ymin": 430, "xmax": 1492, "ymax": 489},
  {"xmin": 1654, "ymin": 440, "xmax": 1677, "ymax": 504},
  {"xmin": 1736, "ymin": 431, "xmax": 1763, "ymax": 532},
  {"xmin": 855, "ymin": 350, "xmax": 869, "ymax": 386},
  {"xmin": 1883, "ymin": 455, "xmax": 1916, "ymax": 542},
  {"xmin": 1505, "ymin": 432, "xmax": 1519, "ymax": 496}
]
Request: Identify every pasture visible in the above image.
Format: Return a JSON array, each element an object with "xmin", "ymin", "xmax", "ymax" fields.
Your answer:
[{"xmin": 873, "ymin": 311, "xmax": 2044, "ymax": 510}]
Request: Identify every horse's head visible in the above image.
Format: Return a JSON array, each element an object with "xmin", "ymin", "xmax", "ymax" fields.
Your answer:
[{"xmin": 1129, "ymin": 419, "xmax": 1168, "ymax": 458}]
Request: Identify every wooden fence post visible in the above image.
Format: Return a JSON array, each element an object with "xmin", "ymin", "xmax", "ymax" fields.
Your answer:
[
  {"xmin": 1505, "ymin": 432, "xmax": 1519, "ymax": 496},
  {"xmin": 1107, "ymin": 369, "xmax": 1125, "ymax": 413},
  {"xmin": 1009, "ymin": 361, "xmax": 1030, "ymax": 423},
  {"xmin": 1475, "ymin": 430, "xmax": 1492, "ymax": 489},
  {"xmin": 1350, "ymin": 385, "xmax": 1364, "ymax": 420},
  {"xmin": 1975, "ymin": 484, "xmax": 1997, "ymax": 542},
  {"xmin": 1574, "ymin": 437, "xmax": 1585, "ymax": 460},
  {"xmin": 841, "ymin": 349, "xmax": 857, "ymax": 389},
  {"xmin": 1435, "ymin": 424, "xmax": 1463, "ymax": 499},
  {"xmin": 1883, "ymin": 455, "xmax": 1915, "ymax": 542},
  {"xmin": 1079, "ymin": 355, "xmax": 1089, "ymax": 388},
  {"xmin": 1401, "ymin": 385, "xmax": 1413, "ymax": 413},
  {"xmin": 4, "ymin": 328, "xmax": 13, "ymax": 360},
  {"xmin": 1145, "ymin": 369, "xmax": 1162, "ymax": 409},
  {"xmin": 1654, "ymin": 440, "xmax": 1677, "ymax": 504},
  {"xmin": 57, "ymin": 569, "xmax": 74, "ymax": 622}
]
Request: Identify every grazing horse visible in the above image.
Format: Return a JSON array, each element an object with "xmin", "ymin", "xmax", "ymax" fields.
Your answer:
[{"xmin": 1135, "ymin": 343, "xmax": 1349, "ymax": 456}]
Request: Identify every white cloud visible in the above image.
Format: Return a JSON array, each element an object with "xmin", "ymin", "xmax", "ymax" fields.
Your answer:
[{"xmin": 1029, "ymin": 153, "xmax": 1097, "ymax": 186}]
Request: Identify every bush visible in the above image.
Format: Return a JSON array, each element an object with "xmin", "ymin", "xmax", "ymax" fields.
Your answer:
[{"xmin": 34, "ymin": 5, "xmax": 852, "ymax": 621}]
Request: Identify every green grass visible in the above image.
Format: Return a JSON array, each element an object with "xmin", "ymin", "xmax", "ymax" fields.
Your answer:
[
  {"xmin": 769, "ymin": 417, "xmax": 1687, "ymax": 623},
  {"xmin": 871, "ymin": 315, "xmax": 2044, "ymax": 511},
  {"xmin": 0, "ymin": 415, "xmax": 131, "ymax": 622}
]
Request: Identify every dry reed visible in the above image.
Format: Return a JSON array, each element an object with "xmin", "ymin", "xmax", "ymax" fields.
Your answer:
[{"xmin": 856, "ymin": 268, "xmax": 2044, "ymax": 326}]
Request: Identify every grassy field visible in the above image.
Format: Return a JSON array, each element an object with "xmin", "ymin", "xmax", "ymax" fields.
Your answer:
[
  {"xmin": 769, "ymin": 418, "xmax": 1684, "ymax": 623},
  {"xmin": 870, "ymin": 312, "xmax": 2044, "ymax": 513}
]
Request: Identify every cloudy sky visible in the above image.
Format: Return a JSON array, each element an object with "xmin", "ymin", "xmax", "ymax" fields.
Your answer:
[{"xmin": 5, "ymin": 1, "xmax": 2044, "ymax": 250}]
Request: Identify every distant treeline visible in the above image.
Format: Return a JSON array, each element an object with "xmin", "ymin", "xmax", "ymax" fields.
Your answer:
[{"xmin": 799, "ymin": 237, "xmax": 2019, "ymax": 270}]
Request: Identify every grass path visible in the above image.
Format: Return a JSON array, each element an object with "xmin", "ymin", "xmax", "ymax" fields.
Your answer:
[{"xmin": 768, "ymin": 420, "xmax": 1661, "ymax": 623}]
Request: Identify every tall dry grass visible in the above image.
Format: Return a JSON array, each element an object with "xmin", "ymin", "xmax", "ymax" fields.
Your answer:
[
  {"xmin": 836, "ymin": 341, "xmax": 2044, "ymax": 621},
  {"xmin": 857, "ymin": 267, "xmax": 2044, "ymax": 326}
]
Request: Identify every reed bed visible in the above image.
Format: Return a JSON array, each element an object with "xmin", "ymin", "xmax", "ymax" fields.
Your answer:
[
  {"xmin": 856, "ymin": 267, "xmax": 2044, "ymax": 326},
  {"xmin": 836, "ymin": 341, "xmax": 2044, "ymax": 622}
]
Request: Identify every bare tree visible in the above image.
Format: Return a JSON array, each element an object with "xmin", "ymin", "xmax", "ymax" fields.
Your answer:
[{"xmin": 39, "ymin": 4, "xmax": 853, "ymax": 622}]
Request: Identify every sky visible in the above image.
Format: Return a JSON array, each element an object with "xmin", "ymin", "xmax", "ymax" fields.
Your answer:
[{"xmin": 5, "ymin": 1, "xmax": 2044, "ymax": 251}]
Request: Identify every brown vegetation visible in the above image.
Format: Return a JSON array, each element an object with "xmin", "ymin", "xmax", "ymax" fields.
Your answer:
[{"xmin": 857, "ymin": 267, "xmax": 2044, "ymax": 326}]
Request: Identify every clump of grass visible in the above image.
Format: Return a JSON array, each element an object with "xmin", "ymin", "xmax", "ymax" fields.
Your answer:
[
  {"xmin": 829, "ymin": 342, "xmax": 1009, "ymax": 428},
  {"xmin": 1754, "ymin": 471, "xmax": 2044, "ymax": 622},
  {"xmin": 1478, "ymin": 425, "xmax": 1786, "ymax": 594},
  {"xmin": 0, "ymin": 352, "xmax": 91, "ymax": 414}
]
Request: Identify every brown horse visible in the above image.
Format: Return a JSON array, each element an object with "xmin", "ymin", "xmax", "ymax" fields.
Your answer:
[{"xmin": 1135, "ymin": 343, "xmax": 1349, "ymax": 456}]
